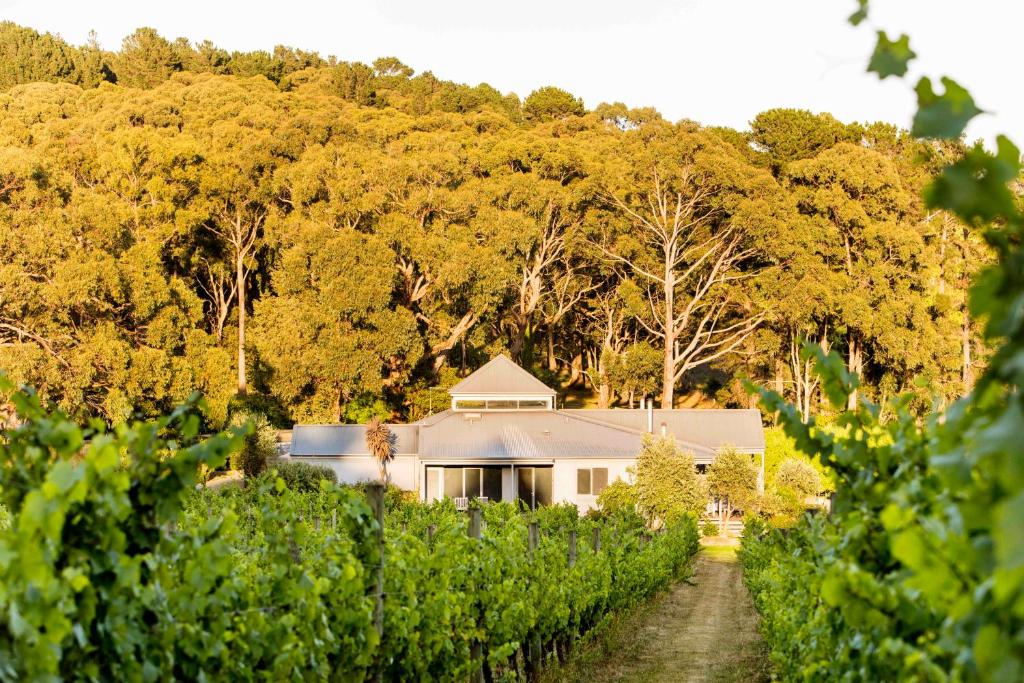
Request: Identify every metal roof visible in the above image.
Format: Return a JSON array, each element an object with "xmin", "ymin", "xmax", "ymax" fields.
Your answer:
[
  {"xmin": 565, "ymin": 409, "xmax": 766, "ymax": 452},
  {"xmin": 447, "ymin": 355, "xmax": 556, "ymax": 396},
  {"xmin": 289, "ymin": 407, "xmax": 763, "ymax": 461},
  {"xmin": 417, "ymin": 410, "xmax": 647, "ymax": 460},
  {"xmin": 290, "ymin": 424, "xmax": 419, "ymax": 456}
]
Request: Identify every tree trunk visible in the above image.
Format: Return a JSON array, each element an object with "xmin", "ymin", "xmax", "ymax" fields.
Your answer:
[
  {"xmin": 962, "ymin": 310, "xmax": 974, "ymax": 394},
  {"xmin": 846, "ymin": 334, "xmax": 860, "ymax": 411},
  {"xmin": 661, "ymin": 271, "xmax": 675, "ymax": 409},
  {"xmin": 546, "ymin": 326, "xmax": 557, "ymax": 372},
  {"xmin": 236, "ymin": 252, "xmax": 247, "ymax": 394}
]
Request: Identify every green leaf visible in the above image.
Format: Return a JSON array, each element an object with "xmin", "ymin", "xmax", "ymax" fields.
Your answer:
[
  {"xmin": 912, "ymin": 76, "xmax": 983, "ymax": 139},
  {"xmin": 868, "ymin": 31, "xmax": 915, "ymax": 79},
  {"xmin": 925, "ymin": 136, "xmax": 1023, "ymax": 226},
  {"xmin": 848, "ymin": 0, "xmax": 869, "ymax": 26}
]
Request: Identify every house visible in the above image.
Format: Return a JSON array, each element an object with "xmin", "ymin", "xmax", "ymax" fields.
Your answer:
[{"xmin": 287, "ymin": 355, "xmax": 766, "ymax": 512}]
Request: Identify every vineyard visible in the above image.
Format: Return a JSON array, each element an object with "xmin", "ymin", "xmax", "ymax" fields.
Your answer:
[
  {"xmin": 737, "ymin": 5, "xmax": 1024, "ymax": 682},
  {"xmin": 0, "ymin": 381, "xmax": 698, "ymax": 682}
]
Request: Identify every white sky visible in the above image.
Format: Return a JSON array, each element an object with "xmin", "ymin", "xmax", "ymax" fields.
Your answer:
[{"xmin": 2, "ymin": 0, "xmax": 1021, "ymax": 145}]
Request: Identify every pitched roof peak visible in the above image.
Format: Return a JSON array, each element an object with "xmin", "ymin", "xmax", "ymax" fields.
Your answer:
[{"xmin": 448, "ymin": 355, "xmax": 556, "ymax": 396}]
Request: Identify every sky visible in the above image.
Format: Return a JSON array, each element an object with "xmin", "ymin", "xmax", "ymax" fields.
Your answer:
[{"xmin": 2, "ymin": 0, "xmax": 1021, "ymax": 145}]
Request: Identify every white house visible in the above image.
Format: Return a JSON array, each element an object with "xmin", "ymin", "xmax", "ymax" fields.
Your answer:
[{"xmin": 287, "ymin": 355, "xmax": 766, "ymax": 513}]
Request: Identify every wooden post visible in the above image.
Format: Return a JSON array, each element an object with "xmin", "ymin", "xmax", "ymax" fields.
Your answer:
[
  {"xmin": 592, "ymin": 527, "xmax": 601, "ymax": 552},
  {"xmin": 331, "ymin": 508, "xmax": 337, "ymax": 530},
  {"xmin": 528, "ymin": 522, "xmax": 539, "ymax": 558},
  {"xmin": 568, "ymin": 530, "xmax": 577, "ymax": 568},
  {"xmin": 427, "ymin": 524, "xmax": 436, "ymax": 545},
  {"xmin": 365, "ymin": 483, "xmax": 385, "ymax": 643},
  {"xmin": 468, "ymin": 507, "xmax": 482, "ymax": 540}
]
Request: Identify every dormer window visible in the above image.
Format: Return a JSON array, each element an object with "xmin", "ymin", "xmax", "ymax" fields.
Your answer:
[
  {"xmin": 453, "ymin": 397, "xmax": 553, "ymax": 411},
  {"xmin": 448, "ymin": 355, "xmax": 557, "ymax": 412}
]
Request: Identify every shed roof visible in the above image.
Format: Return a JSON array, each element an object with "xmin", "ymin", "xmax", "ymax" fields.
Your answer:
[
  {"xmin": 290, "ymin": 424, "xmax": 419, "ymax": 457},
  {"xmin": 564, "ymin": 409, "xmax": 766, "ymax": 452},
  {"xmin": 448, "ymin": 355, "xmax": 555, "ymax": 396}
]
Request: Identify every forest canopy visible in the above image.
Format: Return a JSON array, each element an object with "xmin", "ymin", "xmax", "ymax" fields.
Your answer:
[{"xmin": 0, "ymin": 22, "xmax": 988, "ymax": 427}]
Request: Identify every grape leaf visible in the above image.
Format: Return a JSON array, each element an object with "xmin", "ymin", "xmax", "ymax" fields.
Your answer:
[
  {"xmin": 868, "ymin": 31, "xmax": 916, "ymax": 78},
  {"xmin": 911, "ymin": 76, "xmax": 983, "ymax": 139}
]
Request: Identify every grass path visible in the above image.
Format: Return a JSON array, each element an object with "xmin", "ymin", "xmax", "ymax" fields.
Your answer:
[{"xmin": 544, "ymin": 544, "xmax": 769, "ymax": 683}]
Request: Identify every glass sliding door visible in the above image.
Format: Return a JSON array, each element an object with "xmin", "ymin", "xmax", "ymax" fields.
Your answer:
[
  {"xmin": 483, "ymin": 468, "xmax": 502, "ymax": 501},
  {"xmin": 430, "ymin": 466, "xmax": 505, "ymax": 502},
  {"xmin": 464, "ymin": 468, "xmax": 482, "ymax": 498},
  {"xmin": 515, "ymin": 466, "xmax": 553, "ymax": 509},
  {"xmin": 426, "ymin": 467, "xmax": 443, "ymax": 502}
]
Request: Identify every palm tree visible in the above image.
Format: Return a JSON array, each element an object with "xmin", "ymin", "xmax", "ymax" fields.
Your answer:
[{"xmin": 365, "ymin": 417, "xmax": 396, "ymax": 483}]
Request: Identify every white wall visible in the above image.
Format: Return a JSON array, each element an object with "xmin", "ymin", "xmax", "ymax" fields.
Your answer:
[
  {"xmin": 292, "ymin": 455, "xmax": 418, "ymax": 491},
  {"xmin": 552, "ymin": 458, "xmax": 635, "ymax": 514}
]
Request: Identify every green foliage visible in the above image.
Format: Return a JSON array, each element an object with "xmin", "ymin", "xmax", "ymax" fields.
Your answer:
[
  {"xmin": 701, "ymin": 520, "xmax": 720, "ymax": 537},
  {"xmin": 706, "ymin": 449, "xmax": 759, "ymax": 511},
  {"xmin": 763, "ymin": 425, "xmax": 833, "ymax": 493},
  {"xmin": 0, "ymin": 384, "xmax": 699, "ymax": 678},
  {"xmin": 634, "ymin": 435, "xmax": 706, "ymax": 525},
  {"xmin": 868, "ymin": 31, "xmax": 916, "ymax": 79},
  {"xmin": 0, "ymin": 19, "xmax": 986, "ymax": 429},
  {"xmin": 523, "ymin": 85, "xmax": 586, "ymax": 121},
  {"xmin": 269, "ymin": 459, "xmax": 338, "ymax": 492},
  {"xmin": 743, "ymin": 9, "xmax": 1024, "ymax": 677},
  {"xmin": 773, "ymin": 457, "xmax": 820, "ymax": 499},
  {"xmin": 595, "ymin": 477, "xmax": 639, "ymax": 515},
  {"xmin": 228, "ymin": 410, "xmax": 277, "ymax": 478},
  {"xmin": 912, "ymin": 76, "xmax": 983, "ymax": 139}
]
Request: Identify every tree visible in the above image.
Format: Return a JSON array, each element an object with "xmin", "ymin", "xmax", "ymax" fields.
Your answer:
[
  {"xmin": 750, "ymin": 108, "xmax": 858, "ymax": 172},
  {"xmin": 365, "ymin": 416, "xmax": 396, "ymax": 483},
  {"xmin": 229, "ymin": 410, "xmax": 277, "ymax": 479},
  {"xmin": 634, "ymin": 434, "xmax": 706, "ymax": 526},
  {"xmin": 115, "ymin": 28, "xmax": 183, "ymax": 88},
  {"xmin": 597, "ymin": 133, "xmax": 780, "ymax": 408},
  {"xmin": 774, "ymin": 457, "xmax": 821, "ymax": 500},
  {"xmin": 786, "ymin": 143, "xmax": 921, "ymax": 410},
  {"xmin": 523, "ymin": 86, "xmax": 585, "ymax": 122},
  {"xmin": 706, "ymin": 448, "xmax": 759, "ymax": 534}
]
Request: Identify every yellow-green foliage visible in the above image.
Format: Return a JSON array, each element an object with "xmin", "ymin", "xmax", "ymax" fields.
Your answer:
[{"xmin": 634, "ymin": 434, "xmax": 706, "ymax": 525}]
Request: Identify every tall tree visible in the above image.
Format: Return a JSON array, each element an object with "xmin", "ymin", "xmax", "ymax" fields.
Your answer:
[{"xmin": 596, "ymin": 132, "xmax": 781, "ymax": 408}]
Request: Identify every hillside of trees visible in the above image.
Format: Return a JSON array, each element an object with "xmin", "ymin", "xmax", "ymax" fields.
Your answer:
[{"xmin": 0, "ymin": 22, "xmax": 988, "ymax": 428}]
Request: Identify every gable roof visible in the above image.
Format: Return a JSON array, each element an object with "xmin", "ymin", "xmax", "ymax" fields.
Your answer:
[{"xmin": 448, "ymin": 355, "xmax": 555, "ymax": 396}]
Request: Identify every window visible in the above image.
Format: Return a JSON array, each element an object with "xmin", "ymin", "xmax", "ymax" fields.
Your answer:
[
  {"xmin": 453, "ymin": 397, "xmax": 552, "ymax": 411},
  {"xmin": 485, "ymin": 399, "xmax": 517, "ymax": 410},
  {"xmin": 518, "ymin": 399, "xmax": 549, "ymax": 409},
  {"xmin": 455, "ymin": 400, "xmax": 486, "ymax": 410},
  {"xmin": 577, "ymin": 467, "xmax": 609, "ymax": 496},
  {"xmin": 577, "ymin": 468, "xmax": 591, "ymax": 495}
]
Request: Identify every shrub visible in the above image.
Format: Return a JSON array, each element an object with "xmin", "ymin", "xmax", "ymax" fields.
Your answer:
[
  {"xmin": 271, "ymin": 459, "xmax": 337, "ymax": 492},
  {"xmin": 774, "ymin": 457, "xmax": 821, "ymax": 499},
  {"xmin": 701, "ymin": 520, "xmax": 720, "ymax": 537},
  {"xmin": 596, "ymin": 478, "xmax": 639, "ymax": 514},
  {"xmin": 229, "ymin": 410, "xmax": 277, "ymax": 479},
  {"xmin": 634, "ymin": 434, "xmax": 706, "ymax": 526}
]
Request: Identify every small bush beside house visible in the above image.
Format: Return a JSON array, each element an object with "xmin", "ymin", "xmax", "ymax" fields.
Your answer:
[
  {"xmin": 271, "ymin": 460, "xmax": 337, "ymax": 492},
  {"xmin": 229, "ymin": 410, "xmax": 277, "ymax": 479}
]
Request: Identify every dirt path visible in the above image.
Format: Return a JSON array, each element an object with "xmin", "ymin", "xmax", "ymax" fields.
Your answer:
[{"xmin": 553, "ymin": 545, "xmax": 769, "ymax": 683}]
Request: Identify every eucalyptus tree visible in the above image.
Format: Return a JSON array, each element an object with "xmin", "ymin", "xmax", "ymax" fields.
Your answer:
[{"xmin": 595, "ymin": 129, "xmax": 786, "ymax": 408}]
